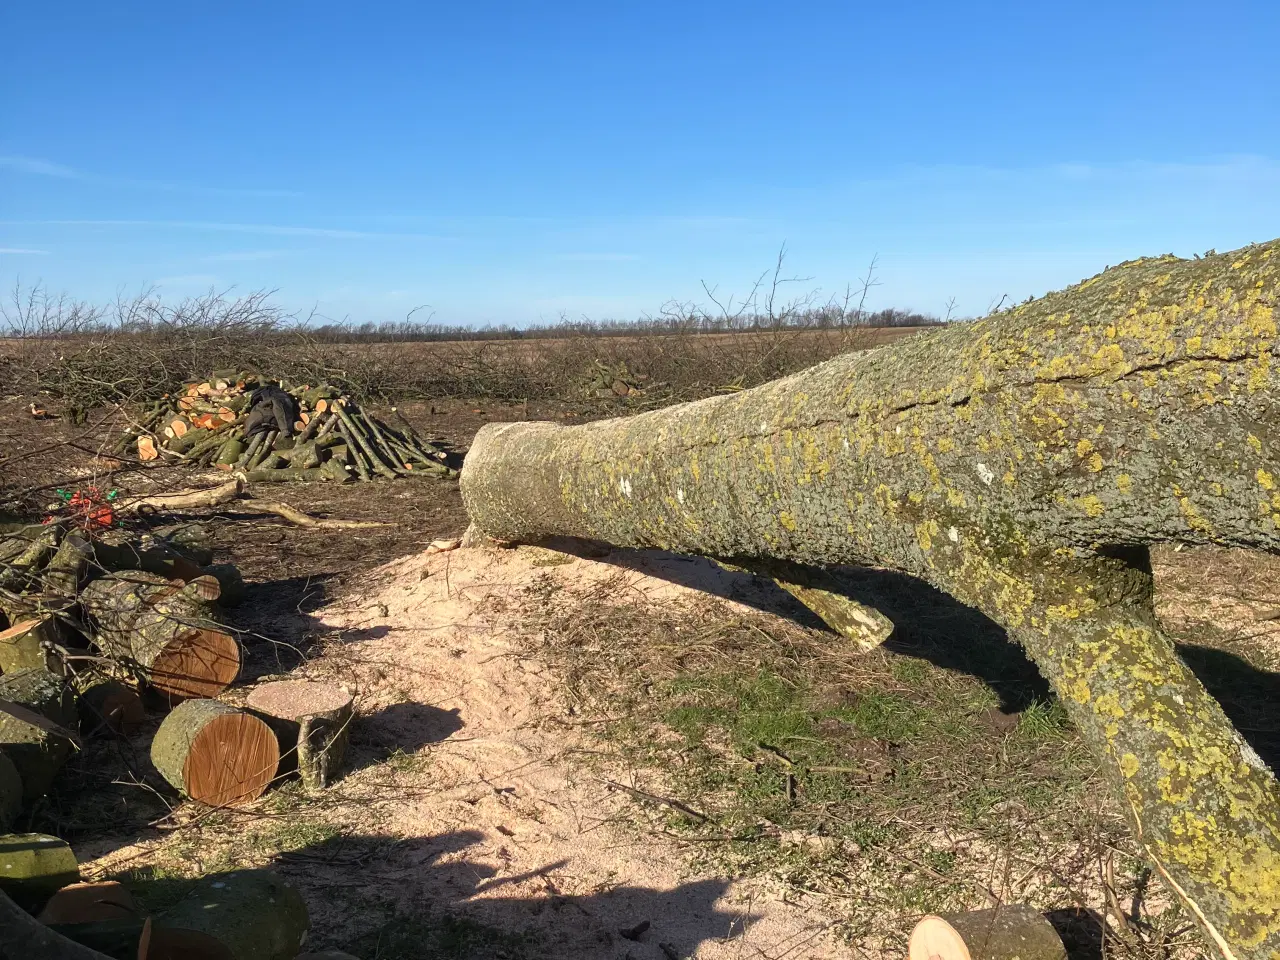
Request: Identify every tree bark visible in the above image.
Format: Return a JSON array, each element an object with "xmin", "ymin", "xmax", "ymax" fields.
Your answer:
[
  {"xmin": 460, "ymin": 240, "xmax": 1280, "ymax": 960},
  {"xmin": 0, "ymin": 617, "xmax": 66, "ymax": 674},
  {"xmin": 0, "ymin": 833, "xmax": 79, "ymax": 910},
  {"xmin": 0, "ymin": 669, "xmax": 77, "ymax": 803}
]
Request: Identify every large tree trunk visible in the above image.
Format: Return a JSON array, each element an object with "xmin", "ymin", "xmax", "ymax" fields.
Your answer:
[{"xmin": 461, "ymin": 241, "xmax": 1280, "ymax": 960}]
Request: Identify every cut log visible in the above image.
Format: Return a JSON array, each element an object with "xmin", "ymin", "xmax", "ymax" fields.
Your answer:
[
  {"xmin": 0, "ymin": 669, "xmax": 77, "ymax": 803},
  {"xmin": 169, "ymin": 419, "xmax": 188, "ymax": 439},
  {"xmin": 246, "ymin": 681, "xmax": 353, "ymax": 790},
  {"xmin": 909, "ymin": 906, "xmax": 1066, "ymax": 960},
  {"xmin": 0, "ymin": 668, "xmax": 76, "ymax": 729},
  {"xmin": 49, "ymin": 869, "xmax": 308, "ymax": 960},
  {"xmin": 43, "ymin": 532, "xmax": 93, "ymax": 600},
  {"xmin": 74, "ymin": 674, "xmax": 144, "ymax": 738},
  {"xmin": 137, "ymin": 437, "xmax": 158, "ymax": 462},
  {"xmin": 151, "ymin": 699, "xmax": 278, "ymax": 806},
  {"xmin": 80, "ymin": 573, "xmax": 240, "ymax": 700},
  {"xmin": 0, "ymin": 753, "xmax": 21, "ymax": 831},
  {"xmin": 458, "ymin": 239, "xmax": 1280, "ymax": 960},
  {"xmin": 0, "ymin": 617, "xmax": 66, "ymax": 674},
  {"xmin": 0, "ymin": 833, "xmax": 80, "ymax": 909},
  {"xmin": 154, "ymin": 868, "xmax": 309, "ymax": 960},
  {"xmin": 37, "ymin": 881, "xmax": 137, "ymax": 925}
]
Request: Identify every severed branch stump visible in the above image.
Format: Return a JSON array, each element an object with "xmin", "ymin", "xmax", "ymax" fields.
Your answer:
[
  {"xmin": 246, "ymin": 680, "xmax": 353, "ymax": 790},
  {"xmin": 909, "ymin": 906, "xmax": 1067, "ymax": 960},
  {"xmin": 80, "ymin": 571, "xmax": 241, "ymax": 700},
  {"xmin": 151, "ymin": 699, "xmax": 279, "ymax": 806}
]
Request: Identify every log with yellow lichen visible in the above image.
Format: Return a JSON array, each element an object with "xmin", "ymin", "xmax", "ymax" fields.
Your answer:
[{"xmin": 461, "ymin": 240, "xmax": 1280, "ymax": 960}]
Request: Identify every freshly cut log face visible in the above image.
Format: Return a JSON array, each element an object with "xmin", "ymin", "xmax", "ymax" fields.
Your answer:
[
  {"xmin": 909, "ymin": 906, "xmax": 1066, "ymax": 960},
  {"xmin": 151, "ymin": 699, "xmax": 279, "ymax": 806},
  {"xmin": 36, "ymin": 880, "xmax": 136, "ymax": 925},
  {"xmin": 80, "ymin": 572, "xmax": 240, "ymax": 700},
  {"xmin": 246, "ymin": 680, "xmax": 353, "ymax": 790}
]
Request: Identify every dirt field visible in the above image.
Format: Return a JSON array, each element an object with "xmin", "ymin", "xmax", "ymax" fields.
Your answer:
[{"xmin": 2, "ymin": 389, "xmax": 1275, "ymax": 959}]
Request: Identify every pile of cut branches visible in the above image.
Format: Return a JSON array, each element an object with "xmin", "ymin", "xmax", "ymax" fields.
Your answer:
[{"xmin": 115, "ymin": 372, "xmax": 454, "ymax": 482}]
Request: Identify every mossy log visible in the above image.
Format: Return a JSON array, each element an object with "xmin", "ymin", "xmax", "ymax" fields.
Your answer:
[
  {"xmin": 0, "ymin": 668, "xmax": 77, "ymax": 803},
  {"xmin": 0, "ymin": 617, "xmax": 67, "ymax": 674},
  {"xmin": 151, "ymin": 699, "xmax": 279, "ymax": 806},
  {"xmin": 0, "ymin": 833, "xmax": 79, "ymax": 910},
  {"xmin": 39, "ymin": 870, "xmax": 308, "ymax": 960},
  {"xmin": 909, "ymin": 906, "xmax": 1066, "ymax": 960},
  {"xmin": 73, "ymin": 673, "xmax": 144, "ymax": 737},
  {"xmin": 80, "ymin": 572, "xmax": 241, "ymax": 700},
  {"xmin": 460, "ymin": 240, "xmax": 1280, "ymax": 960},
  {"xmin": 245, "ymin": 680, "xmax": 353, "ymax": 790}
]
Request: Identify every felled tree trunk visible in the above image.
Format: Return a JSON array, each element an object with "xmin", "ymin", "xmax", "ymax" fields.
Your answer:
[
  {"xmin": 151, "ymin": 699, "xmax": 279, "ymax": 806},
  {"xmin": 0, "ymin": 669, "xmax": 77, "ymax": 803},
  {"xmin": 79, "ymin": 572, "xmax": 241, "ymax": 700},
  {"xmin": 909, "ymin": 906, "xmax": 1066, "ymax": 960},
  {"xmin": 461, "ymin": 240, "xmax": 1280, "ymax": 960},
  {"xmin": 246, "ymin": 680, "xmax": 353, "ymax": 790}
]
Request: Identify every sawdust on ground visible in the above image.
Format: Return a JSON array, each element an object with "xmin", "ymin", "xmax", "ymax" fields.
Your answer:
[{"xmin": 88, "ymin": 542, "xmax": 849, "ymax": 959}]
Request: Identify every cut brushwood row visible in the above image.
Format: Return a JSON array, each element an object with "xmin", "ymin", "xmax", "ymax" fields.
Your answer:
[{"xmin": 119, "ymin": 373, "xmax": 455, "ymax": 482}]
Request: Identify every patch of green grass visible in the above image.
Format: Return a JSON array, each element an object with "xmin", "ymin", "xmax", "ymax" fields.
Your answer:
[{"xmin": 524, "ymin": 589, "xmax": 1136, "ymax": 945}]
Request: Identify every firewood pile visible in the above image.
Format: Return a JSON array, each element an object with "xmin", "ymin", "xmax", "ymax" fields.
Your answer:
[
  {"xmin": 116, "ymin": 371, "xmax": 455, "ymax": 482},
  {"xmin": 0, "ymin": 519, "xmax": 358, "ymax": 959}
]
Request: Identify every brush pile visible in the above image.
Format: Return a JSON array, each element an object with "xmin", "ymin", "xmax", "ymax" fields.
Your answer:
[{"xmin": 116, "ymin": 372, "xmax": 454, "ymax": 482}]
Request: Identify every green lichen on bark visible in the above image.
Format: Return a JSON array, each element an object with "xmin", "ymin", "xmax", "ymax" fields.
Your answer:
[{"xmin": 462, "ymin": 240, "xmax": 1280, "ymax": 960}]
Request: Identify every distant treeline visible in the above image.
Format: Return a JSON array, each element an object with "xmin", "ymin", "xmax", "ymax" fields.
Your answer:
[{"xmin": 304, "ymin": 307, "xmax": 943, "ymax": 343}]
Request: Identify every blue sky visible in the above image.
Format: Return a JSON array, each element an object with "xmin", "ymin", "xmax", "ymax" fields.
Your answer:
[{"xmin": 2, "ymin": 1, "xmax": 1278, "ymax": 327}]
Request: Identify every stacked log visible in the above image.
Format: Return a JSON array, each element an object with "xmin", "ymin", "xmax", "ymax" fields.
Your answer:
[
  {"xmin": 116, "ymin": 372, "xmax": 454, "ymax": 483},
  {"xmin": 80, "ymin": 572, "xmax": 241, "ymax": 700},
  {"xmin": 0, "ymin": 668, "xmax": 77, "ymax": 802},
  {"xmin": 246, "ymin": 680, "xmax": 353, "ymax": 791},
  {"xmin": 151, "ymin": 699, "xmax": 279, "ymax": 806}
]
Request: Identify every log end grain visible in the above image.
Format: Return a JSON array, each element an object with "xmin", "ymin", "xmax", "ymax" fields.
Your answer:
[
  {"xmin": 151, "ymin": 700, "xmax": 279, "ymax": 806},
  {"xmin": 148, "ymin": 628, "xmax": 241, "ymax": 701}
]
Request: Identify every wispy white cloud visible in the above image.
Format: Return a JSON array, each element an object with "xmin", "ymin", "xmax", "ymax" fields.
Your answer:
[
  {"xmin": 1, "ymin": 219, "xmax": 451, "ymax": 240},
  {"xmin": 556, "ymin": 252, "xmax": 640, "ymax": 262},
  {"xmin": 200, "ymin": 249, "xmax": 293, "ymax": 262},
  {"xmin": 0, "ymin": 156, "xmax": 78, "ymax": 178},
  {"xmin": 0, "ymin": 247, "xmax": 51, "ymax": 255},
  {"xmin": 0, "ymin": 155, "xmax": 300, "ymax": 198}
]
